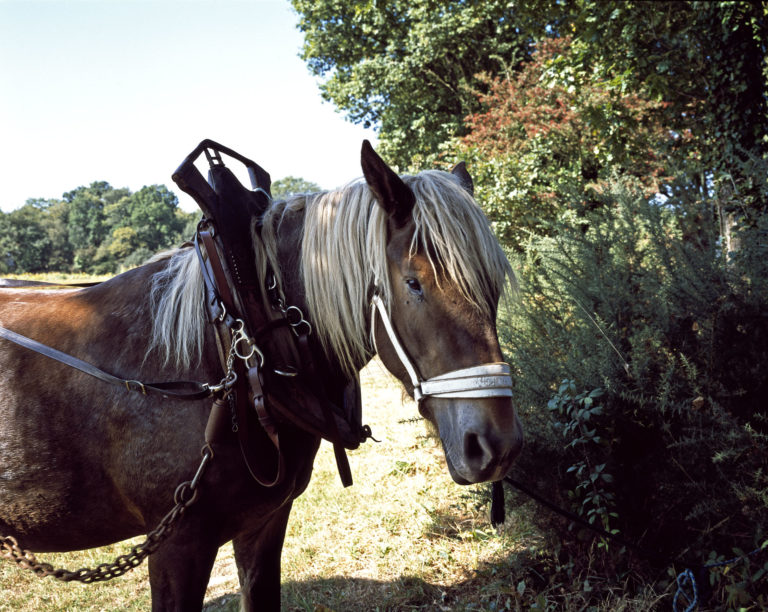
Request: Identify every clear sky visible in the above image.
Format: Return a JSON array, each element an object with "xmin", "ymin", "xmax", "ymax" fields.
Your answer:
[{"xmin": 0, "ymin": 0, "xmax": 377, "ymax": 212}]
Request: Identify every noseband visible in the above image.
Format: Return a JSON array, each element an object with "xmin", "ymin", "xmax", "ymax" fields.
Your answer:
[{"xmin": 371, "ymin": 294, "xmax": 513, "ymax": 402}]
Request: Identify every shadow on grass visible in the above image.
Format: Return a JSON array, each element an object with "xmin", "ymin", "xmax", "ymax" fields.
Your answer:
[{"xmin": 202, "ymin": 548, "xmax": 547, "ymax": 612}]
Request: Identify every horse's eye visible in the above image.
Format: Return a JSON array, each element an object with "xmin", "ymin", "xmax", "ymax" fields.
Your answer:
[{"xmin": 405, "ymin": 278, "xmax": 423, "ymax": 296}]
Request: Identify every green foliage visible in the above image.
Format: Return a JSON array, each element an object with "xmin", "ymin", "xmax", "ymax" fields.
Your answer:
[
  {"xmin": 503, "ymin": 176, "xmax": 768, "ymax": 588},
  {"xmin": 0, "ymin": 182, "xmax": 196, "ymax": 275},
  {"xmin": 294, "ymin": 1, "xmax": 766, "ymax": 178},
  {"xmin": 270, "ymin": 176, "xmax": 321, "ymax": 200},
  {"xmin": 701, "ymin": 542, "xmax": 768, "ymax": 610},
  {"xmin": 458, "ymin": 36, "xmax": 672, "ymax": 247},
  {"xmin": 548, "ymin": 381, "xmax": 618, "ymax": 545},
  {"xmin": 569, "ymin": 2, "xmax": 767, "ymax": 172},
  {"xmin": 0, "ymin": 202, "xmax": 53, "ymax": 273},
  {"xmin": 292, "ymin": 0, "xmax": 545, "ymax": 169}
]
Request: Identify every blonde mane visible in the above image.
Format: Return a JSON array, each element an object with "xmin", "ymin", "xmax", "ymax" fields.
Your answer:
[{"xmin": 149, "ymin": 170, "xmax": 515, "ymax": 375}]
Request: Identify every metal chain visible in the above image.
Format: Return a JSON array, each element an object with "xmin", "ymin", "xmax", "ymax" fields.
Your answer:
[{"xmin": 0, "ymin": 445, "xmax": 213, "ymax": 583}]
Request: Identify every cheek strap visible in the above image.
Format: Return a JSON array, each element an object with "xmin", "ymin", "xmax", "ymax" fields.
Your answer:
[{"xmin": 371, "ymin": 294, "xmax": 513, "ymax": 402}]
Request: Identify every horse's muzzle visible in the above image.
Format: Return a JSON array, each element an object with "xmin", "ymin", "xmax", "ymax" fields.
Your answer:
[{"xmin": 430, "ymin": 396, "xmax": 523, "ymax": 485}]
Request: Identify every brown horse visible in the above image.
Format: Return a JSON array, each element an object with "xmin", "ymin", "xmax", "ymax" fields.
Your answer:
[{"xmin": 0, "ymin": 142, "xmax": 522, "ymax": 610}]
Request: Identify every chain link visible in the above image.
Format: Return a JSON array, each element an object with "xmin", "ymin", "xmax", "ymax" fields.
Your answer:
[{"xmin": 0, "ymin": 445, "xmax": 213, "ymax": 583}]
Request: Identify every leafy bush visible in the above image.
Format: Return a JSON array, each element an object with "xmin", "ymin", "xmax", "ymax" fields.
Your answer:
[{"xmin": 501, "ymin": 176, "xmax": 768, "ymax": 599}]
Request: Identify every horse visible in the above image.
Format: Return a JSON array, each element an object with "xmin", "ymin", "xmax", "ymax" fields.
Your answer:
[{"xmin": 0, "ymin": 141, "xmax": 523, "ymax": 610}]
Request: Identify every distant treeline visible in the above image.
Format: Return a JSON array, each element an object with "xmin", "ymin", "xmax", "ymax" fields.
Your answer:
[
  {"xmin": 0, "ymin": 175, "xmax": 325, "ymax": 276},
  {"xmin": 0, "ymin": 181, "xmax": 198, "ymax": 275}
]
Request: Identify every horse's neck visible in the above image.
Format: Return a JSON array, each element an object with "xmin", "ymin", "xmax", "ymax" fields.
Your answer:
[{"xmin": 121, "ymin": 258, "xmax": 218, "ymax": 381}]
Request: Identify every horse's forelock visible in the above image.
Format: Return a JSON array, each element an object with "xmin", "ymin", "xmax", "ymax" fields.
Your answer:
[{"xmin": 405, "ymin": 171, "xmax": 515, "ymax": 312}]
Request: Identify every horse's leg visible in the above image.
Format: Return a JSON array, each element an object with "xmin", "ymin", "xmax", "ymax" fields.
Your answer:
[
  {"xmin": 148, "ymin": 526, "xmax": 220, "ymax": 612},
  {"xmin": 233, "ymin": 502, "xmax": 293, "ymax": 612}
]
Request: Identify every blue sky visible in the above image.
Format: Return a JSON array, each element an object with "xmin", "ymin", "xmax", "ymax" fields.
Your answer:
[{"xmin": 0, "ymin": 0, "xmax": 377, "ymax": 212}]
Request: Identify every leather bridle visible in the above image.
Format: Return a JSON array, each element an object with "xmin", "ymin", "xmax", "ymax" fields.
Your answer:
[{"xmin": 370, "ymin": 294, "xmax": 513, "ymax": 403}]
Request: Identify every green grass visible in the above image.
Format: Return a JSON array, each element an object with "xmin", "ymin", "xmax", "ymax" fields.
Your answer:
[
  {"xmin": 2, "ymin": 272, "xmax": 113, "ymax": 284},
  {"xmin": 0, "ymin": 359, "xmax": 666, "ymax": 611}
]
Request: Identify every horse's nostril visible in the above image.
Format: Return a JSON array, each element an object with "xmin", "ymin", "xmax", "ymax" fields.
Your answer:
[{"xmin": 463, "ymin": 432, "xmax": 493, "ymax": 471}]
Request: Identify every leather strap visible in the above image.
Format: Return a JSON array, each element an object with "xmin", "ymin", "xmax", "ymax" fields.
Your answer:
[
  {"xmin": 199, "ymin": 230, "xmax": 238, "ymax": 319},
  {"xmin": 371, "ymin": 294, "xmax": 513, "ymax": 402},
  {"xmin": 0, "ymin": 325, "xmax": 212, "ymax": 401},
  {"xmin": 195, "ymin": 227, "xmax": 285, "ymax": 487},
  {"xmin": 233, "ymin": 365, "xmax": 282, "ymax": 487}
]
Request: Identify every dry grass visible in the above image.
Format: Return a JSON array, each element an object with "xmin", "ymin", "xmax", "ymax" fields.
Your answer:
[
  {"xmin": 202, "ymin": 359, "xmax": 537, "ymax": 611},
  {"xmin": 2, "ymin": 272, "xmax": 113, "ymax": 284}
]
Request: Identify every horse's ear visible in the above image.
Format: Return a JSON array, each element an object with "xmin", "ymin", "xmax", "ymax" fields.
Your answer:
[
  {"xmin": 361, "ymin": 140, "xmax": 415, "ymax": 228},
  {"xmin": 451, "ymin": 161, "xmax": 474, "ymax": 196}
]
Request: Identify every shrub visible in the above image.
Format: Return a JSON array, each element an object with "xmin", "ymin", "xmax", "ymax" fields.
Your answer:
[{"xmin": 501, "ymin": 176, "xmax": 768, "ymax": 600}]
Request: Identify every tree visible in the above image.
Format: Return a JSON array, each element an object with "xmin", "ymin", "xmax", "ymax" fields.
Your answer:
[
  {"xmin": 458, "ymin": 37, "xmax": 672, "ymax": 247},
  {"xmin": 64, "ymin": 181, "xmax": 129, "ymax": 271},
  {"xmin": 291, "ymin": 0, "xmax": 550, "ymax": 168},
  {"xmin": 0, "ymin": 181, "xmax": 197, "ymax": 275},
  {"xmin": 0, "ymin": 202, "xmax": 53, "ymax": 272},
  {"xmin": 41, "ymin": 198, "xmax": 74, "ymax": 271},
  {"xmin": 126, "ymin": 185, "xmax": 186, "ymax": 252},
  {"xmin": 93, "ymin": 185, "xmax": 192, "ymax": 273},
  {"xmin": 294, "ymin": 2, "xmax": 766, "ymax": 207},
  {"xmin": 271, "ymin": 176, "xmax": 321, "ymax": 200},
  {"xmin": 566, "ymin": 2, "xmax": 767, "ymax": 170},
  {"xmin": 570, "ymin": 1, "xmax": 768, "ymax": 254}
]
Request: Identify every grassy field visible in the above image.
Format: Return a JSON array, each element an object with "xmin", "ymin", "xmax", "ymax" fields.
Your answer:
[
  {"xmin": 0, "ymin": 355, "xmax": 665, "ymax": 611},
  {"xmin": 1, "ymin": 272, "xmax": 114, "ymax": 284}
]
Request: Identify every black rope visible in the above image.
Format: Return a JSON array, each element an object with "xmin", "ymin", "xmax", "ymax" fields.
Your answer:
[{"xmin": 501, "ymin": 476, "xmax": 678, "ymax": 566}]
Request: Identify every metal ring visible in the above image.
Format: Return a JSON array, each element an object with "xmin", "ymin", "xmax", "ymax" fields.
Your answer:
[
  {"xmin": 291, "ymin": 319, "xmax": 312, "ymax": 337},
  {"xmin": 233, "ymin": 335, "xmax": 256, "ymax": 361},
  {"xmin": 272, "ymin": 366, "xmax": 298, "ymax": 377},
  {"xmin": 284, "ymin": 306, "xmax": 304, "ymax": 326},
  {"xmin": 233, "ymin": 338, "xmax": 265, "ymax": 367}
]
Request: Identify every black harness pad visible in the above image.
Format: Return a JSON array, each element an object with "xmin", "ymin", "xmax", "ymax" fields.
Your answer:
[{"xmin": 207, "ymin": 164, "xmax": 270, "ymax": 290}]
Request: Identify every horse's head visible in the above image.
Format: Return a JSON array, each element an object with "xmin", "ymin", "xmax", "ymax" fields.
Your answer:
[{"xmin": 361, "ymin": 141, "xmax": 523, "ymax": 484}]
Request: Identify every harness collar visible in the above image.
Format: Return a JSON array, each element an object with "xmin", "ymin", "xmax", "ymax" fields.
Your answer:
[{"xmin": 370, "ymin": 294, "xmax": 513, "ymax": 402}]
